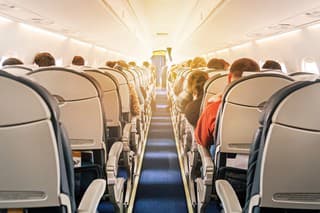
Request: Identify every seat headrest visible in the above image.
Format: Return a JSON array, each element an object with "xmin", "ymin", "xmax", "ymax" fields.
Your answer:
[
  {"xmin": 99, "ymin": 67, "xmax": 128, "ymax": 85},
  {"xmin": 84, "ymin": 69, "xmax": 119, "ymax": 92},
  {"xmin": 2, "ymin": 65, "xmax": 34, "ymax": 76},
  {"xmin": 261, "ymin": 80, "xmax": 320, "ymax": 131},
  {"xmin": 29, "ymin": 67, "xmax": 102, "ymax": 101},
  {"xmin": 0, "ymin": 70, "xmax": 59, "ymax": 126},
  {"xmin": 223, "ymin": 73, "xmax": 293, "ymax": 107}
]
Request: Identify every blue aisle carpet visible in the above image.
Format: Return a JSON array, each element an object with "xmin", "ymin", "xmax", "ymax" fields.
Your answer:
[{"xmin": 133, "ymin": 89, "xmax": 187, "ymax": 212}]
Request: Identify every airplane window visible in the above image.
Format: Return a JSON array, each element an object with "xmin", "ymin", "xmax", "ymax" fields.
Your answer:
[
  {"xmin": 301, "ymin": 57, "xmax": 319, "ymax": 74},
  {"xmin": 56, "ymin": 58, "xmax": 64, "ymax": 66},
  {"xmin": 0, "ymin": 56, "xmax": 8, "ymax": 66},
  {"xmin": 280, "ymin": 62, "xmax": 288, "ymax": 73}
]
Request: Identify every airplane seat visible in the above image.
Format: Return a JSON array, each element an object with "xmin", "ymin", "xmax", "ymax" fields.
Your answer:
[
  {"xmin": 200, "ymin": 74, "xmax": 229, "ymax": 113},
  {"xmin": 28, "ymin": 67, "xmax": 125, "ymax": 210},
  {"xmin": 0, "ymin": 70, "xmax": 106, "ymax": 213},
  {"xmin": 99, "ymin": 67, "xmax": 132, "ymax": 122},
  {"xmin": 2, "ymin": 65, "xmax": 35, "ymax": 76},
  {"xmin": 196, "ymin": 73, "xmax": 294, "ymax": 212},
  {"xmin": 83, "ymin": 69, "xmax": 122, "ymax": 142},
  {"xmin": 289, "ymin": 72, "xmax": 319, "ymax": 81},
  {"xmin": 125, "ymin": 69, "xmax": 149, "ymax": 131},
  {"xmin": 217, "ymin": 80, "xmax": 320, "ymax": 213}
]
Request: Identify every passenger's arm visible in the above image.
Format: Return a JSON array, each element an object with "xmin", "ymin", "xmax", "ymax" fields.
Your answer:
[{"xmin": 215, "ymin": 180, "xmax": 242, "ymax": 213}]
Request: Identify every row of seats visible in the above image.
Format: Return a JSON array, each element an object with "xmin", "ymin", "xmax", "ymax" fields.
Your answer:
[
  {"xmin": 168, "ymin": 66, "xmax": 320, "ymax": 212},
  {"xmin": 0, "ymin": 64, "xmax": 155, "ymax": 212}
]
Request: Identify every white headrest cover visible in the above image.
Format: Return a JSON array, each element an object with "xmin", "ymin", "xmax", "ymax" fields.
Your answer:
[
  {"xmin": 226, "ymin": 74, "xmax": 293, "ymax": 106},
  {"xmin": 30, "ymin": 69, "xmax": 99, "ymax": 101},
  {"xmin": 0, "ymin": 76, "xmax": 50, "ymax": 126},
  {"xmin": 272, "ymin": 82, "xmax": 320, "ymax": 131}
]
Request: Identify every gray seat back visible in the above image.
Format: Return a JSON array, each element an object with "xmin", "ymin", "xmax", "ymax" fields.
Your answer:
[
  {"xmin": 217, "ymin": 73, "xmax": 293, "ymax": 155},
  {"xmin": 100, "ymin": 67, "xmax": 131, "ymax": 119},
  {"xmin": 251, "ymin": 80, "xmax": 320, "ymax": 210},
  {"xmin": 201, "ymin": 74, "xmax": 228, "ymax": 112},
  {"xmin": 84, "ymin": 69, "xmax": 122, "ymax": 128},
  {"xmin": 0, "ymin": 71, "xmax": 71, "ymax": 210},
  {"xmin": 2, "ymin": 65, "xmax": 35, "ymax": 76},
  {"xmin": 289, "ymin": 72, "xmax": 319, "ymax": 81},
  {"xmin": 29, "ymin": 67, "xmax": 105, "ymax": 151}
]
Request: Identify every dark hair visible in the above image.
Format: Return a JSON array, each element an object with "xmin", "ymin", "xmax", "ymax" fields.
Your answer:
[
  {"xmin": 34, "ymin": 52, "xmax": 55, "ymax": 67},
  {"xmin": 2, "ymin": 57, "xmax": 23, "ymax": 66},
  {"xmin": 106, "ymin": 61, "xmax": 116, "ymax": 68},
  {"xmin": 72, "ymin": 56, "xmax": 85, "ymax": 66},
  {"xmin": 207, "ymin": 58, "xmax": 227, "ymax": 70},
  {"xmin": 262, "ymin": 60, "xmax": 282, "ymax": 70},
  {"xmin": 230, "ymin": 58, "xmax": 260, "ymax": 78}
]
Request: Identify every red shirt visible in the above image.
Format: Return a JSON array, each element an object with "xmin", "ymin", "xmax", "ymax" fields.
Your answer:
[{"xmin": 195, "ymin": 99, "xmax": 222, "ymax": 148}]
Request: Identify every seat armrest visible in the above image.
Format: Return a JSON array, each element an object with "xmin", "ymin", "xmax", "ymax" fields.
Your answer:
[
  {"xmin": 130, "ymin": 116, "xmax": 137, "ymax": 133},
  {"xmin": 197, "ymin": 144, "xmax": 214, "ymax": 183},
  {"xmin": 122, "ymin": 123, "xmax": 132, "ymax": 142},
  {"xmin": 78, "ymin": 179, "xmax": 106, "ymax": 213},
  {"xmin": 215, "ymin": 180, "xmax": 242, "ymax": 213},
  {"xmin": 106, "ymin": 142, "xmax": 123, "ymax": 181}
]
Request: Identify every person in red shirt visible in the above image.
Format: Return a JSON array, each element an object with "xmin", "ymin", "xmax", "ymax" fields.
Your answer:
[{"xmin": 195, "ymin": 58, "xmax": 260, "ymax": 151}]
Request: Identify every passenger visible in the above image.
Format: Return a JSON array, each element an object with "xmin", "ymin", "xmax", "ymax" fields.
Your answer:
[
  {"xmin": 190, "ymin": 57, "xmax": 207, "ymax": 69},
  {"xmin": 72, "ymin": 56, "xmax": 85, "ymax": 66},
  {"xmin": 114, "ymin": 60, "xmax": 129, "ymax": 71},
  {"xmin": 143, "ymin": 61, "xmax": 150, "ymax": 68},
  {"xmin": 184, "ymin": 71, "xmax": 209, "ymax": 127},
  {"xmin": 34, "ymin": 52, "xmax": 55, "ymax": 67},
  {"xmin": 2, "ymin": 57, "xmax": 23, "ymax": 66},
  {"xmin": 195, "ymin": 58, "xmax": 260, "ymax": 154},
  {"xmin": 106, "ymin": 61, "xmax": 116, "ymax": 68},
  {"xmin": 262, "ymin": 60, "xmax": 282, "ymax": 70},
  {"xmin": 129, "ymin": 83, "xmax": 141, "ymax": 116},
  {"xmin": 175, "ymin": 57, "xmax": 207, "ymax": 112},
  {"xmin": 128, "ymin": 61, "xmax": 136, "ymax": 67},
  {"xmin": 207, "ymin": 58, "xmax": 229, "ymax": 70}
]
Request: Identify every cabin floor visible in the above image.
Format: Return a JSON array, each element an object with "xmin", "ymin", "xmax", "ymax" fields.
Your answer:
[{"xmin": 133, "ymin": 89, "xmax": 187, "ymax": 212}]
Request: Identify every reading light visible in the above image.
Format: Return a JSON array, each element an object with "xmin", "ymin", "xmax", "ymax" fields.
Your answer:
[
  {"xmin": 231, "ymin": 42, "xmax": 252, "ymax": 50},
  {"xmin": 308, "ymin": 22, "xmax": 320, "ymax": 29},
  {"xmin": 0, "ymin": 16, "xmax": 12, "ymax": 23},
  {"xmin": 95, "ymin": 46, "xmax": 107, "ymax": 52},
  {"xmin": 70, "ymin": 38, "xmax": 93, "ymax": 48},
  {"xmin": 19, "ymin": 23, "xmax": 67, "ymax": 40},
  {"xmin": 256, "ymin": 29, "xmax": 301, "ymax": 44},
  {"xmin": 215, "ymin": 48, "xmax": 229, "ymax": 54}
]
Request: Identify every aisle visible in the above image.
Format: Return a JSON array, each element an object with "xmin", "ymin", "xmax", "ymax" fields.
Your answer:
[{"xmin": 133, "ymin": 89, "xmax": 187, "ymax": 212}]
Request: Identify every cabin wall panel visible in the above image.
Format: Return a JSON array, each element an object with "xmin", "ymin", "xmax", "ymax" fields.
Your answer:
[
  {"xmin": 0, "ymin": 22, "xmax": 110, "ymax": 67},
  {"xmin": 215, "ymin": 28, "xmax": 320, "ymax": 73}
]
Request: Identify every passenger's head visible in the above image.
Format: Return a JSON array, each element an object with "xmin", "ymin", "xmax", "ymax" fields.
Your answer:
[
  {"xmin": 128, "ymin": 61, "xmax": 136, "ymax": 67},
  {"xmin": 72, "ymin": 56, "xmax": 85, "ymax": 66},
  {"xmin": 106, "ymin": 61, "xmax": 116, "ymax": 68},
  {"xmin": 262, "ymin": 60, "xmax": 281, "ymax": 70},
  {"xmin": 2, "ymin": 57, "xmax": 23, "ymax": 66},
  {"xmin": 190, "ymin": 57, "xmax": 207, "ymax": 69},
  {"xmin": 186, "ymin": 70, "xmax": 209, "ymax": 98},
  {"xmin": 117, "ymin": 60, "xmax": 129, "ymax": 69},
  {"xmin": 207, "ymin": 58, "xmax": 229, "ymax": 70},
  {"xmin": 229, "ymin": 58, "xmax": 260, "ymax": 82},
  {"xmin": 34, "ymin": 52, "xmax": 55, "ymax": 67},
  {"xmin": 143, "ymin": 61, "xmax": 150, "ymax": 68}
]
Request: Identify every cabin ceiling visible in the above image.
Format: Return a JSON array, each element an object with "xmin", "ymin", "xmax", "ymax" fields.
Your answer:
[{"xmin": 0, "ymin": 0, "xmax": 320, "ymax": 61}]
